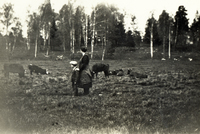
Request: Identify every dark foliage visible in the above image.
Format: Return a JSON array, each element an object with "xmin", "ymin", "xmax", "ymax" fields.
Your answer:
[
  {"xmin": 173, "ymin": 5, "xmax": 189, "ymax": 50},
  {"xmin": 110, "ymin": 21, "xmax": 126, "ymax": 47},
  {"xmin": 143, "ymin": 17, "xmax": 161, "ymax": 46},
  {"xmin": 50, "ymin": 17, "xmax": 62, "ymax": 51},
  {"xmin": 125, "ymin": 30, "xmax": 136, "ymax": 47},
  {"xmin": 190, "ymin": 13, "xmax": 200, "ymax": 51}
]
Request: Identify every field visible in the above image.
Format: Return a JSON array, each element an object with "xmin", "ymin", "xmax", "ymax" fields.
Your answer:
[{"xmin": 0, "ymin": 49, "xmax": 200, "ymax": 134}]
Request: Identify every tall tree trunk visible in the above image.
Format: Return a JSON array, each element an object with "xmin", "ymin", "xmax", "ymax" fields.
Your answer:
[
  {"xmin": 43, "ymin": 28, "xmax": 47, "ymax": 48},
  {"xmin": 44, "ymin": 39, "xmax": 46, "ymax": 50},
  {"xmin": 91, "ymin": 9, "xmax": 96, "ymax": 59},
  {"xmin": 46, "ymin": 40, "xmax": 49, "ymax": 56},
  {"xmin": 102, "ymin": 19, "xmax": 107, "ymax": 61},
  {"xmin": 6, "ymin": 26, "xmax": 8, "ymax": 50},
  {"xmin": 163, "ymin": 19, "xmax": 166, "ymax": 59},
  {"xmin": 70, "ymin": 29, "xmax": 74, "ymax": 60},
  {"xmin": 73, "ymin": 18, "xmax": 75, "ymax": 53},
  {"xmin": 174, "ymin": 19, "xmax": 178, "ymax": 50},
  {"xmin": 79, "ymin": 24, "xmax": 82, "ymax": 48},
  {"xmin": 163, "ymin": 35, "xmax": 165, "ymax": 58},
  {"xmin": 6, "ymin": 38, "xmax": 8, "ymax": 50},
  {"xmin": 91, "ymin": 30, "xmax": 94, "ymax": 59},
  {"xmin": 72, "ymin": 28, "xmax": 75, "ymax": 53},
  {"xmin": 85, "ymin": 15, "xmax": 88, "ymax": 47},
  {"xmin": 61, "ymin": 20, "xmax": 66, "ymax": 52},
  {"xmin": 8, "ymin": 43, "xmax": 12, "ymax": 60},
  {"xmin": 35, "ymin": 36, "xmax": 38, "ymax": 58},
  {"xmin": 27, "ymin": 36, "xmax": 30, "ymax": 50},
  {"xmin": 63, "ymin": 36, "xmax": 66, "ymax": 52},
  {"xmin": 70, "ymin": 29, "xmax": 72, "ymax": 52},
  {"xmin": 168, "ymin": 24, "xmax": 171, "ymax": 59},
  {"xmin": 44, "ymin": 28, "xmax": 47, "ymax": 52},
  {"xmin": 102, "ymin": 36, "xmax": 103, "ymax": 46},
  {"xmin": 46, "ymin": 24, "xmax": 50, "ymax": 56},
  {"xmin": 12, "ymin": 37, "xmax": 16, "ymax": 53},
  {"xmin": 79, "ymin": 30, "xmax": 81, "ymax": 48},
  {"xmin": 69, "ymin": 19, "xmax": 74, "ymax": 53},
  {"xmin": 102, "ymin": 35, "xmax": 106, "ymax": 61},
  {"xmin": 150, "ymin": 22, "xmax": 153, "ymax": 58}
]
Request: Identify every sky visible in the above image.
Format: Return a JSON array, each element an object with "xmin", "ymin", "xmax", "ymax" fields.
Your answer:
[{"xmin": 0, "ymin": 0, "xmax": 199, "ymax": 37}]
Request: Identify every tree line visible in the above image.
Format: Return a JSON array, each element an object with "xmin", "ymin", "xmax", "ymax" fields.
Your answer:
[
  {"xmin": 0, "ymin": 1, "xmax": 199, "ymax": 60},
  {"xmin": 143, "ymin": 6, "xmax": 200, "ymax": 58}
]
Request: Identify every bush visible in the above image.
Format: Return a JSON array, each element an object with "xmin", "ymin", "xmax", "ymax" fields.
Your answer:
[{"xmin": 176, "ymin": 45, "xmax": 193, "ymax": 52}]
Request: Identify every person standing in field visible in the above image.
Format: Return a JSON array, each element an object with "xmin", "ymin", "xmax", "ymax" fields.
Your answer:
[
  {"xmin": 70, "ymin": 47, "xmax": 92, "ymax": 96},
  {"xmin": 77, "ymin": 47, "xmax": 92, "ymax": 95},
  {"xmin": 70, "ymin": 61, "xmax": 79, "ymax": 96}
]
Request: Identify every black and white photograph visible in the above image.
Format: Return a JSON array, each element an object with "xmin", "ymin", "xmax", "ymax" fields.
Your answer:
[{"xmin": 0, "ymin": 0, "xmax": 200, "ymax": 133}]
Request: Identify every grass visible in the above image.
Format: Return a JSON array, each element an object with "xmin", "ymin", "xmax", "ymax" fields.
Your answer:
[{"xmin": 0, "ymin": 47, "xmax": 200, "ymax": 134}]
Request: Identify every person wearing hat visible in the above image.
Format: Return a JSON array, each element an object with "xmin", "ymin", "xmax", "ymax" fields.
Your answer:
[
  {"xmin": 70, "ymin": 61, "xmax": 79, "ymax": 96},
  {"xmin": 77, "ymin": 46, "xmax": 92, "ymax": 95}
]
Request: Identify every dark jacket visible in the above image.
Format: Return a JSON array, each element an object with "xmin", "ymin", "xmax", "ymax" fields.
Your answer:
[
  {"xmin": 77, "ymin": 54, "xmax": 92, "ymax": 87},
  {"xmin": 79, "ymin": 54, "xmax": 89, "ymax": 72},
  {"xmin": 71, "ymin": 66, "xmax": 79, "ymax": 83}
]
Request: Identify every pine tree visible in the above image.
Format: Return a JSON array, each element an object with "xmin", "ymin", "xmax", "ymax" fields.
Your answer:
[
  {"xmin": 174, "ymin": 5, "xmax": 189, "ymax": 51},
  {"xmin": 158, "ymin": 10, "xmax": 170, "ymax": 58},
  {"xmin": 190, "ymin": 11, "xmax": 200, "ymax": 50}
]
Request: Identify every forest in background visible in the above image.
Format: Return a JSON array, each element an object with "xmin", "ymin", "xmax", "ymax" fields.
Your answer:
[{"xmin": 0, "ymin": 0, "xmax": 200, "ymax": 60}]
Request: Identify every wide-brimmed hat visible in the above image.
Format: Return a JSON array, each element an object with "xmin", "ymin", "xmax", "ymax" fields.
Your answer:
[{"xmin": 70, "ymin": 61, "xmax": 78, "ymax": 65}]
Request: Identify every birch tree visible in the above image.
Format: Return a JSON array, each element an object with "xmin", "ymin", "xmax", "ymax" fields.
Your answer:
[
  {"xmin": 0, "ymin": 3, "xmax": 14, "ymax": 51},
  {"xmin": 143, "ymin": 15, "xmax": 159, "ymax": 58},
  {"xmin": 68, "ymin": 0, "xmax": 75, "ymax": 56},
  {"xmin": 11, "ymin": 17, "xmax": 22, "ymax": 53},
  {"xmin": 39, "ymin": 2, "xmax": 53, "ymax": 56},
  {"xmin": 74, "ymin": 6, "xmax": 85, "ymax": 49},
  {"xmin": 168, "ymin": 17, "xmax": 173, "ymax": 59},
  {"xmin": 85, "ymin": 14, "xmax": 88, "ymax": 47},
  {"xmin": 59, "ymin": 4, "xmax": 70, "ymax": 52},
  {"xmin": 32, "ymin": 13, "xmax": 40, "ymax": 58},
  {"xmin": 150, "ymin": 14, "xmax": 154, "ymax": 58},
  {"xmin": 27, "ymin": 12, "xmax": 41, "ymax": 57},
  {"xmin": 94, "ymin": 4, "xmax": 119, "ymax": 60},
  {"xmin": 91, "ymin": 6, "xmax": 96, "ymax": 59}
]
